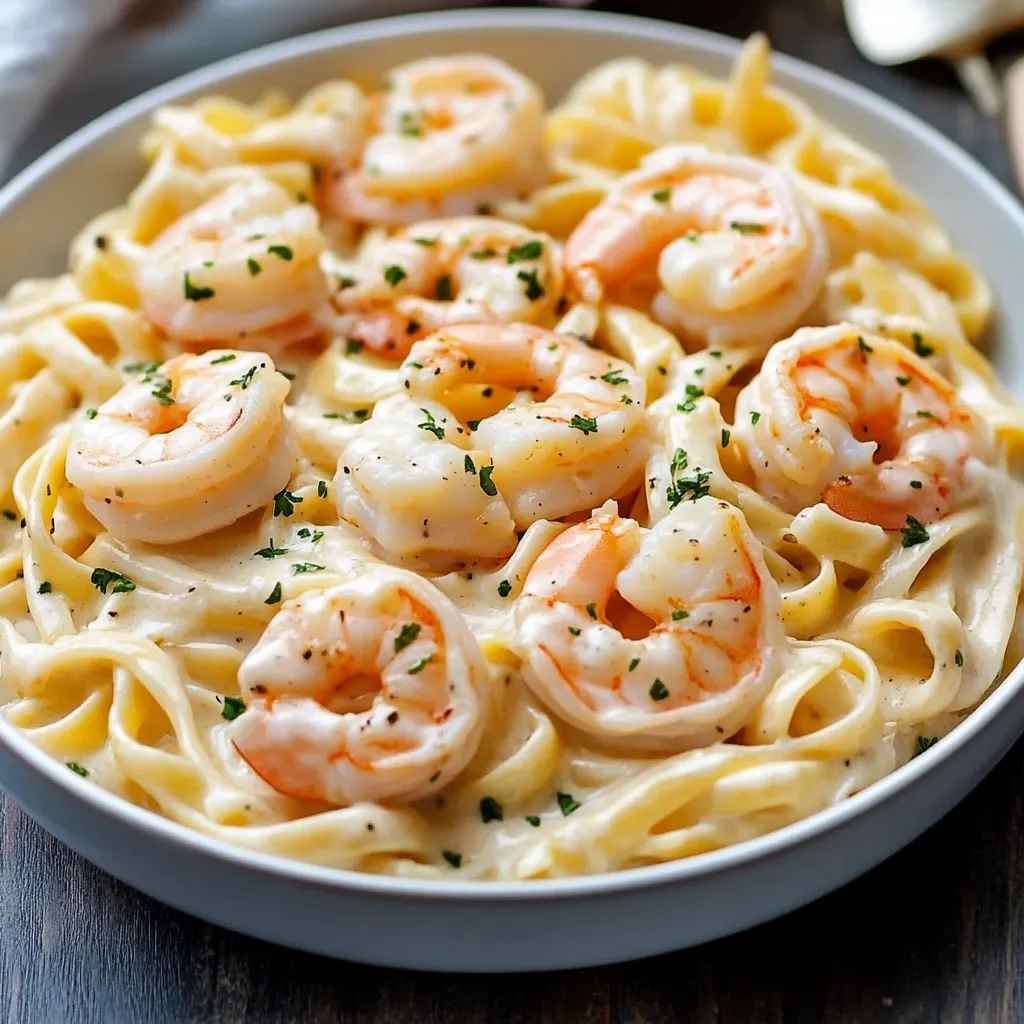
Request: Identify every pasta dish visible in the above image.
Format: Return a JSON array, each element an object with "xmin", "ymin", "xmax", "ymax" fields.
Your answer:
[{"xmin": 1, "ymin": 35, "xmax": 1022, "ymax": 880}]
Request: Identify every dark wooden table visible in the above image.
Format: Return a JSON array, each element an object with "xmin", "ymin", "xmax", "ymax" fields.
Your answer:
[{"xmin": 4, "ymin": 2, "xmax": 1024, "ymax": 1021}]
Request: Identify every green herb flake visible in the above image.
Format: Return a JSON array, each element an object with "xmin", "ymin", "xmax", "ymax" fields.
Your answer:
[
  {"xmin": 585, "ymin": 602, "xmax": 598, "ymax": 619},
  {"xmin": 730, "ymin": 221, "xmax": 768, "ymax": 234},
  {"xmin": 463, "ymin": 454, "xmax": 476, "ymax": 474},
  {"xmin": 955, "ymin": 649, "xmax": 964, "ymax": 667},
  {"xmin": 721, "ymin": 428, "xmax": 730, "ymax": 448},
  {"xmin": 916, "ymin": 409, "xmax": 936, "ymax": 419},
  {"xmin": 676, "ymin": 383, "xmax": 704, "ymax": 414},
  {"xmin": 220, "ymin": 696, "xmax": 246, "ymax": 721},
  {"xmin": 85, "ymin": 408, "xmax": 98, "ymax": 419},
  {"xmin": 442, "ymin": 850, "xmax": 462, "ymax": 868},
  {"xmin": 570, "ymin": 414, "xmax": 598, "ymax": 435},
  {"xmin": 910, "ymin": 480, "xmax": 923, "ymax": 489},
  {"xmin": 291, "ymin": 562, "xmax": 325, "ymax": 574},
  {"xmin": 497, "ymin": 579, "xmax": 512, "ymax": 598},
  {"xmin": 394, "ymin": 622, "xmax": 421, "ymax": 653},
  {"xmin": 183, "ymin": 271, "xmax": 215, "ymax": 302},
  {"xmin": 210, "ymin": 353, "xmax": 236, "ymax": 365},
  {"xmin": 1, "ymin": 510, "xmax": 15, "ymax": 521},
  {"xmin": 900, "ymin": 515, "xmax": 930, "ymax": 548},
  {"xmin": 345, "ymin": 339, "xmax": 365, "ymax": 357},
  {"xmin": 628, "ymin": 657, "xmax": 640, "ymax": 672},
  {"xmin": 525, "ymin": 815, "xmax": 541, "ymax": 827},
  {"xmin": 556, "ymin": 792, "xmax": 581, "ymax": 816},
  {"xmin": 254, "ymin": 542, "xmax": 287, "ymax": 559},
  {"xmin": 912, "ymin": 331, "xmax": 934, "ymax": 358},
  {"xmin": 671, "ymin": 609, "xmax": 689, "ymax": 621},
  {"xmin": 66, "ymin": 762, "xmax": 89, "ymax": 778},
  {"xmin": 479, "ymin": 796, "xmax": 504, "ymax": 823},
  {"xmin": 651, "ymin": 188, "xmax": 671, "ymax": 203},
  {"xmin": 896, "ymin": 375, "xmax": 912, "ymax": 386},
  {"xmin": 317, "ymin": 480, "xmax": 328, "ymax": 499},
  {"xmin": 435, "ymin": 274, "xmax": 454, "ymax": 300},
  {"xmin": 750, "ymin": 410, "xmax": 761, "ymax": 425},
  {"xmin": 466, "ymin": 419, "xmax": 481, "ymax": 432},
  {"xmin": 516, "ymin": 268, "xmax": 544, "ymax": 300},
  {"xmin": 568, "ymin": 626, "xmax": 581, "ymax": 636},
  {"xmin": 267, "ymin": 244, "xmax": 293, "ymax": 261},
  {"xmin": 230, "ymin": 365, "xmax": 259, "ymax": 390},
  {"xmin": 506, "ymin": 240, "xmax": 543, "ymax": 263},
  {"xmin": 912, "ymin": 734, "xmax": 938, "ymax": 757},
  {"xmin": 601, "ymin": 369, "xmax": 628, "ymax": 385},
  {"xmin": 151, "ymin": 378, "xmax": 175, "ymax": 406},
  {"xmin": 384, "ymin": 264, "xmax": 407, "ymax": 287},
  {"xmin": 247, "ymin": 258, "xmax": 262, "ymax": 277},
  {"xmin": 273, "ymin": 488, "xmax": 303, "ymax": 517},
  {"xmin": 418, "ymin": 408, "xmax": 445, "ymax": 440},
  {"xmin": 264, "ymin": 582, "xmax": 283, "ymax": 605},
  {"xmin": 469, "ymin": 247, "xmax": 497, "ymax": 260},
  {"xmin": 412, "ymin": 237, "xmax": 437, "ymax": 247},
  {"xmin": 479, "ymin": 464, "xmax": 497, "ymax": 496},
  {"xmin": 408, "ymin": 654, "xmax": 434, "ymax": 675},
  {"xmin": 37, "ymin": 582, "xmax": 52, "ymax": 595},
  {"xmin": 649, "ymin": 679, "xmax": 670, "ymax": 701},
  {"xmin": 90, "ymin": 568, "xmax": 136, "ymax": 594}
]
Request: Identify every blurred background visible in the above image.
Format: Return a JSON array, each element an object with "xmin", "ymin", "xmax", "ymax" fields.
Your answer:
[{"xmin": 4, "ymin": 0, "xmax": 1024, "ymax": 193}]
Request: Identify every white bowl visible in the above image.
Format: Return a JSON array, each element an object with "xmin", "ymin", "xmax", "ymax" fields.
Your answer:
[{"xmin": 2, "ymin": 8, "xmax": 1023, "ymax": 974}]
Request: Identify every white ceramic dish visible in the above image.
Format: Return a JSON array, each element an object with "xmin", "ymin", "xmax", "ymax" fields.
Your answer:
[{"xmin": 1, "ymin": 8, "xmax": 1023, "ymax": 974}]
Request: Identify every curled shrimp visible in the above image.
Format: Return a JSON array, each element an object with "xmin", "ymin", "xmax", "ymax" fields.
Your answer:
[
  {"xmin": 734, "ymin": 323, "xmax": 992, "ymax": 529},
  {"xmin": 321, "ymin": 55, "xmax": 548, "ymax": 227},
  {"xmin": 564, "ymin": 144, "xmax": 829, "ymax": 349},
  {"xmin": 402, "ymin": 323, "xmax": 647, "ymax": 527},
  {"xmin": 138, "ymin": 177, "xmax": 330, "ymax": 350},
  {"xmin": 66, "ymin": 350, "xmax": 296, "ymax": 544},
  {"xmin": 328, "ymin": 217, "xmax": 565, "ymax": 361},
  {"xmin": 228, "ymin": 571, "xmax": 488, "ymax": 804},
  {"xmin": 335, "ymin": 394, "xmax": 517, "ymax": 570},
  {"xmin": 512, "ymin": 500, "xmax": 786, "ymax": 749}
]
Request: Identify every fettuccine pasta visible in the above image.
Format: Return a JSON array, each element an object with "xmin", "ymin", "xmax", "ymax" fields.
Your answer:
[{"xmin": 1, "ymin": 36, "xmax": 1021, "ymax": 881}]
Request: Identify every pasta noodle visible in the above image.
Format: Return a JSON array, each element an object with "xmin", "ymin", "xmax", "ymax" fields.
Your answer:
[{"xmin": 0, "ymin": 35, "xmax": 1020, "ymax": 881}]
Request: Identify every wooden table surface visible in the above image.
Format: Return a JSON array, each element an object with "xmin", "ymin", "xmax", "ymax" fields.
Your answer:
[{"xmin": 4, "ymin": 1, "xmax": 1024, "ymax": 1021}]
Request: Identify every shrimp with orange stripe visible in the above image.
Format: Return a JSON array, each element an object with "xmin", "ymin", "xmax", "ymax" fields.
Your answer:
[
  {"xmin": 228, "ymin": 571, "xmax": 488, "ymax": 805},
  {"xmin": 563, "ymin": 144, "xmax": 829, "ymax": 350},
  {"xmin": 734, "ymin": 323, "xmax": 993, "ymax": 530},
  {"xmin": 511, "ymin": 499, "xmax": 786, "ymax": 749}
]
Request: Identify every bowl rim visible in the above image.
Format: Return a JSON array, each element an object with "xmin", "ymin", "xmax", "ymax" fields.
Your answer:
[{"xmin": 2, "ymin": 5, "xmax": 1023, "ymax": 903}]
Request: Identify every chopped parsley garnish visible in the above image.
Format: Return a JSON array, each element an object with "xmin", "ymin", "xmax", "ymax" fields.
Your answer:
[
  {"xmin": 730, "ymin": 221, "xmax": 768, "ymax": 234},
  {"xmin": 85, "ymin": 408, "xmax": 98, "ymax": 419},
  {"xmin": 412, "ymin": 237, "xmax": 437, "ymax": 247},
  {"xmin": 292, "ymin": 562, "xmax": 325, "ymax": 574},
  {"xmin": 750, "ymin": 410, "xmax": 761, "ymax": 424},
  {"xmin": 1, "ymin": 510, "xmax": 15, "ymax": 521},
  {"xmin": 247, "ymin": 258, "xmax": 262, "ymax": 277},
  {"xmin": 525, "ymin": 815, "xmax": 541, "ymax": 827},
  {"xmin": 210, "ymin": 353, "xmax": 236, "ymax": 365},
  {"xmin": 557, "ymin": 792, "xmax": 581, "ymax": 816},
  {"xmin": 466, "ymin": 419, "xmax": 480, "ymax": 432},
  {"xmin": 418, "ymin": 408, "xmax": 445, "ymax": 440},
  {"xmin": 666, "ymin": 447, "xmax": 711, "ymax": 508},
  {"xmin": 264, "ymin": 582, "xmax": 282, "ymax": 605},
  {"xmin": 912, "ymin": 331, "xmax": 934, "ymax": 358},
  {"xmin": 649, "ymin": 679, "xmax": 670, "ymax": 701},
  {"xmin": 916, "ymin": 409, "xmax": 936, "ymax": 419},
  {"xmin": 601, "ymin": 369, "xmax": 628, "ymax": 385},
  {"xmin": 671, "ymin": 609, "xmax": 689, "ymax": 621},
  {"xmin": 254, "ymin": 542, "xmax": 287, "ymax": 559},
  {"xmin": 399, "ymin": 110, "xmax": 423, "ymax": 136},
  {"xmin": 676, "ymin": 383, "xmax": 704, "ymax": 413},
  {"xmin": 323, "ymin": 408, "xmax": 368, "ymax": 422},
  {"xmin": 516, "ymin": 268, "xmax": 544, "ymax": 300},
  {"xmin": 384, "ymin": 264, "xmax": 407, "ymax": 287},
  {"xmin": 90, "ymin": 568, "xmax": 136, "ymax": 594},
  {"xmin": 955, "ymin": 649, "xmax": 964, "ymax": 667},
  {"xmin": 345, "ymin": 339, "xmax": 364, "ymax": 356},
  {"xmin": 651, "ymin": 188, "xmax": 671, "ymax": 203},
  {"xmin": 37, "ymin": 582, "xmax": 52, "ymax": 595},
  {"xmin": 183, "ymin": 272, "xmax": 215, "ymax": 301},
  {"xmin": 896, "ymin": 375, "xmax": 911, "ymax": 386},
  {"xmin": 394, "ymin": 622, "xmax": 421, "ymax": 652},
  {"xmin": 506, "ymin": 240, "xmax": 543, "ymax": 263},
  {"xmin": 910, "ymin": 480, "xmax": 923, "ymax": 489},
  {"xmin": 620, "ymin": 395, "xmax": 634, "ymax": 405},
  {"xmin": 900, "ymin": 515, "xmax": 930, "ymax": 548},
  {"xmin": 857, "ymin": 335, "xmax": 873, "ymax": 358},
  {"xmin": 585, "ymin": 602, "xmax": 597, "ymax": 619},
  {"xmin": 469, "ymin": 247, "xmax": 497, "ymax": 259},
  {"xmin": 123, "ymin": 361, "xmax": 160, "ymax": 375},
  {"xmin": 497, "ymin": 579, "xmax": 512, "ymax": 598},
  {"xmin": 267, "ymin": 244, "xmax": 293, "ymax": 261},
  {"xmin": 442, "ymin": 850, "xmax": 462, "ymax": 868},
  {"xmin": 151, "ymin": 378, "xmax": 175, "ymax": 406},
  {"xmin": 709, "ymin": 350, "xmax": 722, "ymax": 359},
  {"xmin": 317, "ymin": 480, "xmax": 328, "ymax": 500},
  {"xmin": 230, "ymin": 365, "xmax": 259, "ymax": 390},
  {"xmin": 721, "ymin": 429, "xmax": 730, "ymax": 448},
  {"xmin": 435, "ymin": 274, "xmax": 454, "ymax": 301},
  {"xmin": 628, "ymin": 657, "xmax": 640, "ymax": 672},
  {"xmin": 912, "ymin": 735, "xmax": 938, "ymax": 757},
  {"xmin": 570, "ymin": 414, "xmax": 598, "ymax": 435},
  {"xmin": 220, "ymin": 696, "xmax": 246, "ymax": 721},
  {"xmin": 297, "ymin": 528, "xmax": 324, "ymax": 543},
  {"xmin": 336, "ymin": 275, "xmax": 357, "ymax": 291},
  {"xmin": 479, "ymin": 464, "xmax": 497, "ymax": 496},
  {"xmin": 568, "ymin": 626, "xmax": 581, "ymax": 636},
  {"xmin": 408, "ymin": 654, "xmax": 434, "ymax": 675},
  {"xmin": 479, "ymin": 796, "xmax": 504, "ymax": 823},
  {"xmin": 463, "ymin": 455, "xmax": 476, "ymax": 474},
  {"xmin": 272, "ymin": 488, "xmax": 303, "ymax": 517},
  {"xmin": 66, "ymin": 762, "xmax": 89, "ymax": 777}
]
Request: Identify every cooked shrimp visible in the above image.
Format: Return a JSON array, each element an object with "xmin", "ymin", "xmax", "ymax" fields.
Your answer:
[
  {"xmin": 328, "ymin": 217, "xmax": 564, "ymax": 360},
  {"xmin": 335, "ymin": 394, "xmax": 517, "ymax": 569},
  {"xmin": 138, "ymin": 177, "xmax": 330, "ymax": 350},
  {"xmin": 563, "ymin": 144, "xmax": 829, "ymax": 349},
  {"xmin": 66, "ymin": 350, "xmax": 296, "ymax": 544},
  {"xmin": 229, "ymin": 571, "xmax": 488, "ymax": 804},
  {"xmin": 512, "ymin": 499, "xmax": 785, "ymax": 749},
  {"xmin": 321, "ymin": 55, "xmax": 548, "ymax": 227},
  {"xmin": 734, "ymin": 323, "xmax": 992, "ymax": 529},
  {"xmin": 402, "ymin": 323, "xmax": 648, "ymax": 527}
]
